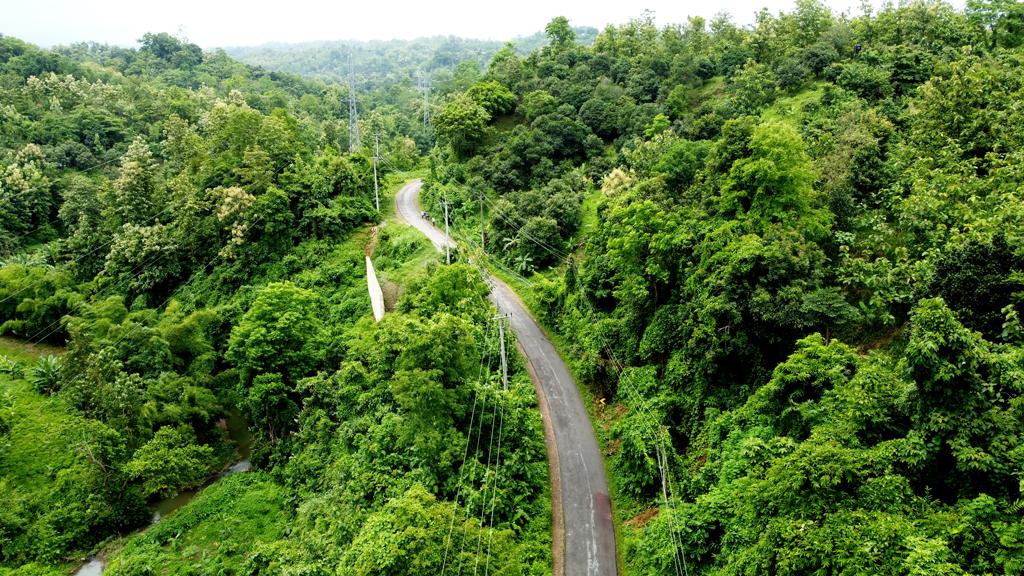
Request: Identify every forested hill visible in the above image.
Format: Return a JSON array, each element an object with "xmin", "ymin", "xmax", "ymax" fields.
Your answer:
[
  {"xmin": 0, "ymin": 32, "xmax": 551, "ymax": 575},
  {"xmin": 224, "ymin": 26, "xmax": 599, "ymax": 91},
  {"xmin": 426, "ymin": 2, "xmax": 1024, "ymax": 574}
]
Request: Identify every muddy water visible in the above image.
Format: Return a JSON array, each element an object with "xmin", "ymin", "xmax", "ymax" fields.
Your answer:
[
  {"xmin": 74, "ymin": 412, "xmax": 254, "ymax": 575},
  {"xmin": 74, "ymin": 559, "xmax": 104, "ymax": 576},
  {"xmin": 150, "ymin": 411, "xmax": 254, "ymax": 522}
]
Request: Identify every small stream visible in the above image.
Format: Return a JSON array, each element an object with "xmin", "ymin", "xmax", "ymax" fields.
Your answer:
[{"xmin": 75, "ymin": 413, "xmax": 253, "ymax": 574}]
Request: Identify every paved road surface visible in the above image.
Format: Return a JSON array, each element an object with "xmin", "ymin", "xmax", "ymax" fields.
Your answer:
[
  {"xmin": 395, "ymin": 179, "xmax": 617, "ymax": 576},
  {"xmin": 395, "ymin": 180, "xmax": 455, "ymax": 252}
]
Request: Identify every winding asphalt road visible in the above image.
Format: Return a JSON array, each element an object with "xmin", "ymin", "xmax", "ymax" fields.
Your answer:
[{"xmin": 396, "ymin": 179, "xmax": 617, "ymax": 576}]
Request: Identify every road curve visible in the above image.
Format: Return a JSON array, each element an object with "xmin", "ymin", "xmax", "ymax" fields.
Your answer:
[
  {"xmin": 395, "ymin": 179, "xmax": 455, "ymax": 252},
  {"xmin": 396, "ymin": 179, "xmax": 617, "ymax": 576}
]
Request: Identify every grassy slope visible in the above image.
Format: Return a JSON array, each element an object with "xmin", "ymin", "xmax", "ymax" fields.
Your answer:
[
  {"xmin": 104, "ymin": 474, "xmax": 289, "ymax": 576},
  {"xmin": 0, "ymin": 338, "xmax": 76, "ymax": 506},
  {"xmin": 0, "ymin": 341, "xmax": 77, "ymax": 576}
]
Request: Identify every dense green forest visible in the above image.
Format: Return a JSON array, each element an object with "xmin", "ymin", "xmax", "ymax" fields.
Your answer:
[
  {"xmin": 0, "ymin": 32, "xmax": 550, "ymax": 575},
  {"xmin": 4, "ymin": 0, "xmax": 1024, "ymax": 574},
  {"xmin": 426, "ymin": 1, "xmax": 1024, "ymax": 574}
]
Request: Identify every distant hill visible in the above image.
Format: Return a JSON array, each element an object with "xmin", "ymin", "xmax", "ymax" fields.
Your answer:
[{"xmin": 223, "ymin": 27, "xmax": 599, "ymax": 89}]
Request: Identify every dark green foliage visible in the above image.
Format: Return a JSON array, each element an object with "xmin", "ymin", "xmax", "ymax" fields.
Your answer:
[
  {"xmin": 5, "ymin": 1, "xmax": 1024, "ymax": 573},
  {"xmin": 930, "ymin": 235, "xmax": 1024, "ymax": 340}
]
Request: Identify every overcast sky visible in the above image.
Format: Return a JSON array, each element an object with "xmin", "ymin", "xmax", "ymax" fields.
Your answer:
[{"xmin": 3, "ymin": 0, "xmax": 951, "ymax": 49}]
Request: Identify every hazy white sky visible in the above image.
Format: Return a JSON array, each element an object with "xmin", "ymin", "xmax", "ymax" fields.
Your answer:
[{"xmin": 2, "ymin": 0, "xmax": 919, "ymax": 48}]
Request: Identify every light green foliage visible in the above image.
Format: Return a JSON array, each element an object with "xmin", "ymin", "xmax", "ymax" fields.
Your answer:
[
  {"xmin": 728, "ymin": 60, "xmax": 778, "ymax": 113},
  {"xmin": 101, "ymin": 222, "xmax": 181, "ymax": 298},
  {"xmin": 105, "ymin": 137, "xmax": 161, "ymax": 227},
  {"xmin": 0, "ymin": 145, "xmax": 54, "ymax": 253},
  {"xmin": 124, "ymin": 426, "xmax": 214, "ymax": 499},
  {"xmin": 0, "ymin": 265, "xmax": 80, "ymax": 342},
  {"xmin": 433, "ymin": 95, "xmax": 490, "ymax": 158},
  {"xmin": 28, "ymin": 356, "xmax": 60, "ymax": 395},
  {"xmin": 721, "ymin": 121, "xmax": 830, "ymax": 240},
  {"xmin": 228, "ymin": 281, "xmax": 325, "ymax": 386},
  {"xmin": 545, "ymin": 16, "xmax": 577, "ymax": 50},
  {"xmin": 967, "ymin": 0, "xmax": 1024, "ymax": 48},
  {"xmin": 520, "ymin": 90, "xmax": 559, "ymax": 121},
  {"xmin": 466, "ymin": 80, "xmax": 517, "ymax": 117},
  {"xmin": 0, "ymin": 373, "xmax": 146, "ymax": 564}
]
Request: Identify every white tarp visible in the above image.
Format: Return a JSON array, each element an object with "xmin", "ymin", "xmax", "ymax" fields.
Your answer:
[{"xmin": 365, "ymin": 255, "xmax": 385, "ymax": 322}]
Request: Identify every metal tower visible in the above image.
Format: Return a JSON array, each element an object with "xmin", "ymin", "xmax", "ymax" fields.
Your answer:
[{"xmin": 348, "ymin": 49, "xmax": 360, "ymax": 152}]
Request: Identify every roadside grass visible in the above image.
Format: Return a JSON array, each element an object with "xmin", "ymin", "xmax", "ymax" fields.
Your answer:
[
  {"xmin": 372, "ymin": 173, "xmax": 444, "ymax": 304},
  {"xmin": 374, "ymin": 224, "xmax": 441, "ymax": 292}
]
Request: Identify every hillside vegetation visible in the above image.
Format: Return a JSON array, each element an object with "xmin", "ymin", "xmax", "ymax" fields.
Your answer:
[
  {"xmin": 428, "ymin": 2, "xmax": 1024, "ymax": 574},
  {"xmin": 3, "ymin": 0, "xmax": 1024, "ymax": 573},
  {"xmin": 0, "ymin": 32, "xmax": 550, "ymax": 575}
]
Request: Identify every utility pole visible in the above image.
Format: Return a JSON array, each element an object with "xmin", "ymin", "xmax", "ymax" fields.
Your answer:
[
  {"xmin": 348, "ymin": 49, "xmax": 360, "ymax": 152},
  {"xmin": 496, "ymin": 315, "xmax": 509, "ymax": 391},
  {"xmin": 479, "ymin": 191, "xmax": 486, "ymax": 251},
  {"xmin": 443, "ymin": 192, "xmax": 451, "ymax": 264},
  {"xmin": 372, "ymin": 129, "xmax": 380, "ymax": 212}
]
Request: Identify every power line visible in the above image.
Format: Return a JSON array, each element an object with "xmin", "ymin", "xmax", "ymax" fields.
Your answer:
[
  {"xmin": 471, "ymin": 380, "xmax": 502, "ymax": 576},
  {"xmin": 661, "ymin": 430, "xmax": 690, "ymax": 576},
  {"xmin": 373, "ymin": 129, "xmax": 380, "ymax": 212},
  {"xmin": 658, "ymin": 434, "xmax": 686, "ymax": 576},
  {"xmin": 441, "ymin": 322, "xmax": 494, "ymax": 576},
  {"xmin": 1, "ymin": 149, "xmax": 125, "ymax": 207},
  {"xmin": 425, "ymin": 184, "xmax": 690, "ymax": 571},
  {"xmin": 469, "ymin": 188, "xmax": 693, "ymax": 569},
  {"xmin": 482, "ymin": 389, "xmax": 506, "ymax": 576},
  {"xmin": 480, "ymin": 195, "xmax": 572, "ymax": 262},
  {"xmin": 418, "ymin": 71, "xmax": 431, "ymax": 129},
  {"xmin": 0, "ymin": 204, "xmax": 177, "ymax": 308},
  {"xmin": 32, "ymin": 211, "xmax": 268, "ymax": 409},
  {"xmin": 444, "ymin": 191, "xmax": 451, "ymax": 265},
  {"xmin": 471, "ymin": 315, "xmax": 509, "ymax": 575},
  {"xmin": 20, "ymin": 245, "xmax": 176, "ymax": 345}
]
